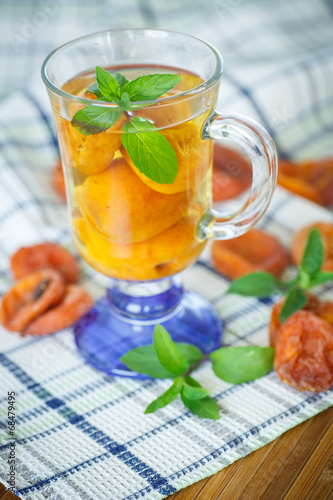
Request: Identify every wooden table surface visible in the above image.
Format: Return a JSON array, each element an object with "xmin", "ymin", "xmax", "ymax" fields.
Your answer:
[{"xmin": 1, "ymin": 406, "xmax": 332, "ymax": 500}]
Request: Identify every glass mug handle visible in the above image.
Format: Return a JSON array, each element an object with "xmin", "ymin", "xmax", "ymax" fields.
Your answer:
[{"xmin": 199, "ymin": 111, "xmax": 278, "ymax": 240}]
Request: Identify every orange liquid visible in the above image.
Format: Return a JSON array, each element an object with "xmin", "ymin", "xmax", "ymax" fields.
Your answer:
[{"xmin": 56, "ymin": 66, "xmax": 213, "ymax": 280}]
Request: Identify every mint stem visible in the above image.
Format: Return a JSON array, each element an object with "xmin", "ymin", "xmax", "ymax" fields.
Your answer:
[{"xmin": 185, "ymin": 353, "xmax": 210, "ymax": 376}]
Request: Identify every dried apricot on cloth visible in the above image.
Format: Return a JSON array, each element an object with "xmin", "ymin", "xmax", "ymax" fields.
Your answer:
[
  {"xmin": 11, "ymin": 242, "xmax": 79, "ymax": 284},
  {"xmin": 277, "ymin": 157, "xmax": 333, "ymax": 207},
  {"xmin": 0, "ymin": 270, "xmax": 65, "ymax": 332},
  {"xmin": 269, "ymin": 293, "xmax": 320, "ymax": 347},
  {"xmin": 213, "ymin": 144, "xmax": 252, "ymax": 202},
  {"xmin": 24, "ymin": 285, "xmax": 93, "ymax": 336},
  {"xmin": 211, "ymin": 229, "xmax": 290, "ymax": 280},
  {"xmin": 291, "ymin": 222, "xmax": 333, "ymax": 271},
  {"xmin": 274, "ymin": 310, "xmax": 333, "ymax": 393}
]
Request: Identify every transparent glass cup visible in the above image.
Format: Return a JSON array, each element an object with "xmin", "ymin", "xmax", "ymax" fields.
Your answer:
[{"xmin": 42, "ymin": 29, "xmax": 277, "ymax": 377}]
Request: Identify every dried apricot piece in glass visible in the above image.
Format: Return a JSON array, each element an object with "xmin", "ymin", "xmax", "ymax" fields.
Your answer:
[
  {"xmin": 274, "ymin": 310, "xmax": 333, "ymax": 393},
  {"xmin": 211, "ymin": 229, "xmax": 290, "ymax": 280},
  {"xmin": 75, "ymin": 157, "xmax": 188, "ymax": 244},
  {"xmin": 52, "ymin": 159, "xmax": 66, "ymax": 201},
  {"xmin": 213, "ymin": 144, "xmax": 252, "ymax": 202},
  {"xmin": 0, "ymin": 270, "xmax": 65, "ymax": 333},
  {"xmin": 291, "ymin": 222, "xmax": 333, "ymax": 271},
  {"xmin": 269, "ymin": 293, "xmax": 320, "ymax": 348},
  {"xmin": 24, "ymin": 285, "xmax": 93, "ymax": 336},
  {"xmin": 11, "ymin": 243, "xmax": 80, "ymax": 284},
  {"xmin": 58, "ymin": 113, "xmax": 126, "ymax": 175},
  {"xmin": 122, "ymin": 117, "xmax": 211, "ymax": 194},
  {"xmin": 73, "ymin": 215, "xmax": 205, "ymax": 281}
]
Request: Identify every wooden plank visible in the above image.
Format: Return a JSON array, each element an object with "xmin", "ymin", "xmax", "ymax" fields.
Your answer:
[
  {"xmin": 261, "ymin": 407, "xmax": 333, "ymax": 500},
  {"xmin": 307, "ymin": 456, "xmax": 333, "ymax": 500},
  {"xmin": 284, "ymin": 418, "xmax": 333, "ymax": 500},
  {"xmin": 217, "ymin": 428, "xmax": 299, "ymax": 500}
]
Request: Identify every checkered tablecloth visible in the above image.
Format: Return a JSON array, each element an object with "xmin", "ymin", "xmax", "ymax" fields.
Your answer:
[{"xmin": 0, "ymin": 0, "xmax": 333, "ymax": 499}]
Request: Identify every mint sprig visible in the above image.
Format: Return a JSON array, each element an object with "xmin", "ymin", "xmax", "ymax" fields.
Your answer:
[
  {"xmin": 121, "ymin": 118, "xmax": 178, "ymax": 184},
  {"xmin": 121, "ymin": 325, "xmax": 274, "ymax": 420},
  {"xmin": 227, "ymin": 229, "xmax": 333, "ymax": 322},
  {"xmin": 71, "ymin": 67, "xmax": 181, "ymax": 185}
]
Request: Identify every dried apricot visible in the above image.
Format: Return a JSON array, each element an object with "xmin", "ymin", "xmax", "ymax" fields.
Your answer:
[
  {"xmin": 274, "ymin": 310, "xmax": 333, "ymax": 393},
  {"xmin": 213, "ymin": 144, "xmax": 252, "ymax": 202},
  {"xmin": 277, "ymin": 157, "xmax": 333, "ymax": 207},
  {"xmin": 72, "ymin": 215, "xmax": 206, "ymax": 281},
  {"xmin": 122, "ymin": 116, "xmax": 211, "ymax": 194},
  {"xmin": 52, "ymin": 159, "xmax": 66, "ymax": 201},
  {"xmin": 291, "ymin": 222, "xmax": 333, "ymax": 271},
  {"xmin": 211, "ymin": 229, "xmax": 290, "ymax": 280},
  {"xmin": 24, "ymin": 285, "xmax": 93, "ymax": 336},
  {"xmin": 269, "ymin": 293, "xmax": 320, "ymax": 347},
  {"xmin": 75, "ymin": 157, "xmax": 188, "ymax": 244},
  {"xmin": 57, "ymin": 113, "xmax": 126, "ymax": 175},
  {"xmin": 310, "ymin": 158, "xmax": 333, "ymax": 206},
  {"xmin": 11, "ymin": 243, "xmax": 80, "ymax": 284},
  {"xmin": 277, "ymin": 159, "xmax": 322, "ymax": 205},
  {"xmin": 0, "ymin": 270, "xmax": 65, "ymax": 332}
]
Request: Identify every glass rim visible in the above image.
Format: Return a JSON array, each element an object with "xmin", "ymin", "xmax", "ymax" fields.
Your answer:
[{"xmin": 41, "ymin": 27, "xmax": 223, "ymax": 106}]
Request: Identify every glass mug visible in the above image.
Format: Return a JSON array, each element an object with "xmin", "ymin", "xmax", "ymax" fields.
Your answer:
[{"xmin": 42, "ymin": 29, "xmax": 277, "ymax": 377}]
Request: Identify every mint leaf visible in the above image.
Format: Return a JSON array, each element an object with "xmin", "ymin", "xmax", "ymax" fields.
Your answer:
[
  {"xmin": 227, "ymin": 272, "xmax": 281, "ymax": 297},
  {"xmin": 153, "ymin": 325, "xmax": 189, "ymax": 376},
  {"xmin": 182, "ymin": 376, "xmax": 210, "ymax": 400},
  {"xmin": 115, "ymin": 72, "xmax": 129, "ymax": 88},
  {"xmin": 71, "ymin": 106, "xmax": 122, "ymax": 136},
  {"xmin": 177, "ymin": 344, "xmax": 203, "ymax": 365},
  {"xmin": 309, "ymin": 271, "xmax": 333, "ymax": 287},
  {"xmin": 87, "ymin": 82, "xmax": 103, "ymax": 98},
  {"xmin": 210, "ymin": 346, "xmax": 274, "ymax": 384},
  {"xmin": 96, "ymin": 66, "xmax": 120, "ymax": 99},
  {"xmin": 120, "ymin": 344, "xmax": 174, "ymax": 379},
  {"xmin": 279, "ymin": 287, "xmax": 308, "ymax": 323},
  {"xmin": 300, "ymin": 229, "xmax": 323, "ymax": 278},
  {"xmin": 122, "ymin": 74, "xmax": 181, "ymax": 101},
  {"xmin": 144, "ymin": 377, "xmax": 184, "ymax": 414},
  {"xmin": 181, "ymin": 394, "xmax": 220, "ymax": 420},
  {"xmin": 114, "ymin": 92, "xmax": 131, "ymax": 111},
  {"xmin": 121, "ymin": 117, "xmax": 178, "ymax": 184}
]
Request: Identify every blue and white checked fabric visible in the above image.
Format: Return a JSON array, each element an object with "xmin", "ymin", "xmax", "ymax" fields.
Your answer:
[
  {"xmin": 0, "ymin": 86, "xmax": 332, "ymax": 500},
  {"xmin": 0, "ymin": 1, "xmax": 333, "ymax": 499}
]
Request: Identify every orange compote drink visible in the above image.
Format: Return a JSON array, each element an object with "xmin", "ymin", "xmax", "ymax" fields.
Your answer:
[{"xmin": 55, "ymin": 67, "xmax": 213, "ymax": 281}]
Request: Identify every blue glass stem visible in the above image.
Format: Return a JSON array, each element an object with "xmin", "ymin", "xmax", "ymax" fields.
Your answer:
[{"xmin": 74, "ymin": 277, "xmax": 223, "ymax": 378}]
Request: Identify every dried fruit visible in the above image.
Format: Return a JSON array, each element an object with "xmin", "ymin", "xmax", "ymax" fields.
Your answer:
[
  {"xmin": 270, "ymin": 293, "xmax": 319, "ymax": 347},
  {"xmin": 25, "ymin": 285, "xmax": 93, "ymax": 336},
  {"xmin": 58, "ymin": 113, "xmax": 126, "ymax": 175},
  {"xmin": 274, "ymin": 310, "xmax": 333, "ymax": 393},
  {"xmin": 291, "ymin": 222, "xmax": 333, "ymax": 271},
  {"xmin": 211, "ymin": 229, "xmax": 290, "ymax": 280},
  {"xmin": 52, "ymin": 159, "xmax": 66, "ymax": 201},
  {"xmin": 277, "ymin": 157, "xmax": 333, "ymax": 207},
  {"xmin": 11, "ymin": 242, "xmax": 80, "ymax": 284},
  {"xmin": 213, "ymin": 144, "xmax": 252, "ymax": 202},
  {"xmin": 0, "ymin": 270, "xmax": 65, "ymax": 332},
  {"xmin": 122, "ymin": 117, "xmax": 210, "ymax": 194},
  {"xmin": 75, "ymin": 157, "xmax": 188, "ymax": 244},
  {"xmin": 278, "ymin": 159, "xmax": 322, "ymax": 205}
]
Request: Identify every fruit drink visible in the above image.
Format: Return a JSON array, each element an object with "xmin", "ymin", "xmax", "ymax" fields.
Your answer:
[{"xmin": 55, "ymin": 66, "xmax": 213, "ymax": 280}]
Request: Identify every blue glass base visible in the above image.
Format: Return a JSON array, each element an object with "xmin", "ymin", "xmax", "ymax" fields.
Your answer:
[{"xmin": 74, "ymin": 279, "xmax": 223, "ymax": 378}]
